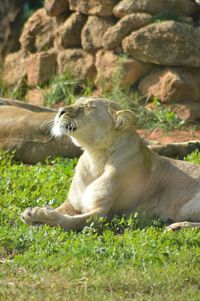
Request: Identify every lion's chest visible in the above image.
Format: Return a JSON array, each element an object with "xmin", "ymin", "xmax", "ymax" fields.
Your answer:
[{"xmin": 68, "ymin": 156, "xmax": 106, "ymax": 212}]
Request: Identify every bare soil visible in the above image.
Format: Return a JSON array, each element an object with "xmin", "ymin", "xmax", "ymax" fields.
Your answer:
[{"xmin": 138, "ymin": 128, "xmax": 200, "ymax": 144}]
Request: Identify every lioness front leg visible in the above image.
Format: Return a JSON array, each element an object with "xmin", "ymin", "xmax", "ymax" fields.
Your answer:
[
  {"xmin": 21, "ymin": 206, "xmax": 107, "ymax": 230},
  {"xmin": 21, "ymin": 171, "xmax": 116, "ymax": 230},
  {"xmin": 21, "ymin": 206, "xmax": 66, "ymax": 227}
]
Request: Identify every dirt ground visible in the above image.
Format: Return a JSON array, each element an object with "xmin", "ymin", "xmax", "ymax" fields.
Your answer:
[{"xmin": 138, "ymin": 128, "xmax": 200, "ymax": 144}]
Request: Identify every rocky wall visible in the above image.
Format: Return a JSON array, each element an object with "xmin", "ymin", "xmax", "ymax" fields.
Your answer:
[{"xmin": 2, "ymin": 0, "xmax": 200, "ymax": 121}]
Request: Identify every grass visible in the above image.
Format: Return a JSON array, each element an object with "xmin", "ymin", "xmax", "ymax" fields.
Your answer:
[
  {"xmin": 0, "ymin": 79, "xmax": 29, "ymax": 101},
  {"xmin": 0, "ymin": 151, "xmax": 200, "ymax": 300},
  {"xmin": 44, "ymin": 72, "xmax": 94, "ymax": 108}
]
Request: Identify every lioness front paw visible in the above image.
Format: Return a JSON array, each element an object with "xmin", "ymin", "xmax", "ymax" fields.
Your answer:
[
  {"xmin": 21, "ymin": 207, "xmax": 43, "ymax": 225},
  {"xmin": 21, "ymin": 206, "xmax": 54, "ymax": 226},
  {"xmin": 21, "ymin": 206, "xmax": 63, "ymax": 226}
]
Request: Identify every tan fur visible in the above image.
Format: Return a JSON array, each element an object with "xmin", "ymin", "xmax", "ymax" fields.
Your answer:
[
  {"xmin": 21, "ymin": 98, "xmax": 200, "ymax": 230},
  {"xmin": 0, "ymin": 106, "xmax": 81, "ymax": 163}
]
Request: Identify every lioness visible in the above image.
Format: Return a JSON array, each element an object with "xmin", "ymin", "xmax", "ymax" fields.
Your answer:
[{"xmin": 21, "ymin": 98, "xmax": 200, "ymax": 230}]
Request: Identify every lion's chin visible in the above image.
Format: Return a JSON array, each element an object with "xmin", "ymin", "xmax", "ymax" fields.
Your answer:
[{"xmin": 51, "ymin": 123, "xmax": 66, "ymax": 137}]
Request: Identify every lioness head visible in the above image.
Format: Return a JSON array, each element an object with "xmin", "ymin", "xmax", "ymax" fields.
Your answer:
[{"xmin": 52, "ymin": 97, "xmax": 137, "ymax": 148}]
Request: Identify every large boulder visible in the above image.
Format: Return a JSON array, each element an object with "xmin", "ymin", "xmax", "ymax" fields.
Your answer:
[
  {"xmin": 95, "ymin": 50, "xmax": 151, "ymax": 89},
  {"xmin": 55, "ymin": 13, "xmax": 87, "ymax": 49},
  {"xmin": 3, "ymin": 51, "xmax": 27, "ymax": 86},
  {"xmin": 173, "ymin": 103, "xmax": 200, "ymax": 121},
  {"xmin": 139, "ymin": 68, "xmax": 200, "ymax": 103},
  {"xmin": 122, "ymin": 21, "xmax": 200, "ymax": 67},
  {"xmin": 113, "ymin": 0, "xmax": 197, "ymax": 18},
  {"xmin": 69, "ymin": 0, "xmax": 118, "ymax": 16},
  {"xmin": 27, "ymin": 50, "xmax": 57, "ymax": 87},
  {"xmin": 81, "ymin": 16, "xmax": 115, "ymax": 52},
  {"xmin": 25, "ymin": 89, "xmax": 46, "ymax": 107},
  {"xmin": 20, "ymin": 8, "xmax": 56, "ymax": 53},
  {"xmin": 0, "ymin": 0, "xmax": 24, "ymax": 62},
  {"xmin": 44, "ymin": 0, "xmax": 69, "ymax": 17},
  {"xmin": 57, "ymin": 49, "xmax": 96, "ymax": 80},
  {"xmin": 102, "ymin": 13, "xmax": 152, "ymax": 50}
]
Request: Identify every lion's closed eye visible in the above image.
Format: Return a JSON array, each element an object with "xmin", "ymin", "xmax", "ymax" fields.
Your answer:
[{"xmin": 80, "ymin": 104, "xmax": 96, "ymax": 112}]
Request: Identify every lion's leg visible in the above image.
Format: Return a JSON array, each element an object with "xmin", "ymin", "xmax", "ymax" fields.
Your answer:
[
  {"xmin": 21, "ymin": 206, "xmax": 108, "ymax": 230},
  {"xmin": 21, "ymin": 169, "xmax": 117, "ymax": 230},
  {"xmin": 55, "ymin": 201, "xmax": 81, "ymax": 216},
  {"xmin": 167, "ymin": 221, "xmax": 200, "ymax": 231}
]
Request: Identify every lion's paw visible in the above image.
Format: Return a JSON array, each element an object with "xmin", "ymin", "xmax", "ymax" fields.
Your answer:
[{"xmin": 21, "ymin": 206, "xmax": 53, "ymax": 226}]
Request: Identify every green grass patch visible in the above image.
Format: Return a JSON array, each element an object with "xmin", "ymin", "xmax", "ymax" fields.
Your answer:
[
  {"xmin": 185, "ymin": 150, "xmax": 200, "ymax": 165},
  {"xmin": 0, "ymin": 151, "xmax": 200, "ymax": 300},
  {"xmin": 0, "ymin": 79, "xmax": 29, "ymax": 100},
  {"xmin": 44, "ymin": 72, "xmax": 94, "ymax": 107}
]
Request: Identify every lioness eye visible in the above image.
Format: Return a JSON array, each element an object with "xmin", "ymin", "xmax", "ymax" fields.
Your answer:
[{"xmin": 83, "ymin": 105, "xmax": 95, "ymax": 110}]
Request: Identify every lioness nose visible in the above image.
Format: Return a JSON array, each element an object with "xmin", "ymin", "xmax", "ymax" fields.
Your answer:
[{"xmin": 58, "ymin": 107, "xmax": 66, "ymax": 118}]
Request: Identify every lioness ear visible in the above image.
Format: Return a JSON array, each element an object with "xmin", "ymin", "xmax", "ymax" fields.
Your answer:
[{"xmin": 108, "ymin": 106, "xmax": 137, "ymax": 130}]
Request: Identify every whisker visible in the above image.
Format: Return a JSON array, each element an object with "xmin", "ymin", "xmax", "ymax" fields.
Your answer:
[{"xmin": 35, "ymin": 119, "xmax": 55, "ymax": 135}]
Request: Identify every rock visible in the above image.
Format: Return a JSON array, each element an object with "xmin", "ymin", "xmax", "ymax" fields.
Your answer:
[
  {"xmin": 102, "ymin": 13, "xmax": 152, "ymax": 50},
  {"xmin": 27, "ymin": 50, "xmax": 57, "ymax": 87},
  {"xmin": 173, "ymin": 104, "xmax": 200, "ymax": 121},
  {"xmin": 139, "ymin": 68, "xmax": 200, "ymax": 103},
  {"xmin": 69, "ymin": 0, "xmax": 118, "ymax": 16},
  {"xmin": 20, "ymin": 8, "xmax": 56, "ymax": 53},
  {"xmin": 3, "ymin": 51, "xmax": 27, "ymax": 86},
  {"xmin": 0, "ymin": 0, "xmax": 24, "ymax": 62},
  {"xmin": 81, "ymin": 16, "xmax": 115, "ymax": 52},
  {"xmin": 148, "ymin": 140, "xmax": 200, "ymax": 159},
  {"xmin": 55, "ymin": 13, "xmax": 87, "ymax": 49},
  {"xmin": 122, "ymin": 21, "xmax": 200, "ymax": 67},
  {"xmin": 57, "ymin": 49, "xmax": 96, "ymax": 80},
  {"xmin": 113, "ymin": 0, "xmax": 197, "ymax": 18},
  {"xmin": 95, "ymin": 50, "xmax": 151, "ymax": 89},
  {"xmin": 44, "ymin": 0, "xmax": 69, "ymax": 17},
  {"xmin": 25, "ymin": 89, "xmax": 46, "ymax": 107}
]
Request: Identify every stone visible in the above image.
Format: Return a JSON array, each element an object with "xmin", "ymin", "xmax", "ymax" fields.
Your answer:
[
  {"xmin": 122, "ymin": 21, "xmax": 200, "ymax": 67},
  {"xmin": 3, "ymin": 51, "xmax": 27, "ymax": 86},
  {"xmin": 173, "ymin": 104, "xmax": 200, "ymax": 121},
  {"xmin": 102, "ymin": 13, "xmax": 152, "ymax": 50},
  {"xmin": 95, "ymin": 50, "xmax": 151, "ymax": 89},
  {"xmin": 55, "ymin": 13, "xmax": 87, "ymax": 49},
  {"xmin": 20, "ymin": 8, "xmax": 56, "ymax": 53},
  {"xmin": 81, "ymin": 16, "xmax": 115, "ymax": 52},
  {"xmin": 44, "ymin": 0, "xmax": 69, "ymax": 17},
  {"xmin": 27, "ymin": 50, "xmax": 57, "ymax": 87},
  {"xmin": 0, "ymin": 0, "xmax": 24, "ymax": 62},
  {"xmin": 69, "ymin": 0, "xmax": 118, "ymax": 17},
  {"xmin": 25, "ymin": 89, "xmax": 46, "ymax": 107},
  {"xmin": 113, "ymin": 0, "xmax": 197, "ymax": 18},
  {"xmin": 57, "ymin": 49, "xmax": 96, "ymax": 80},
  {"xmin": 139, "ymin": 68, "xmax": 200, "ymax": 103}
]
